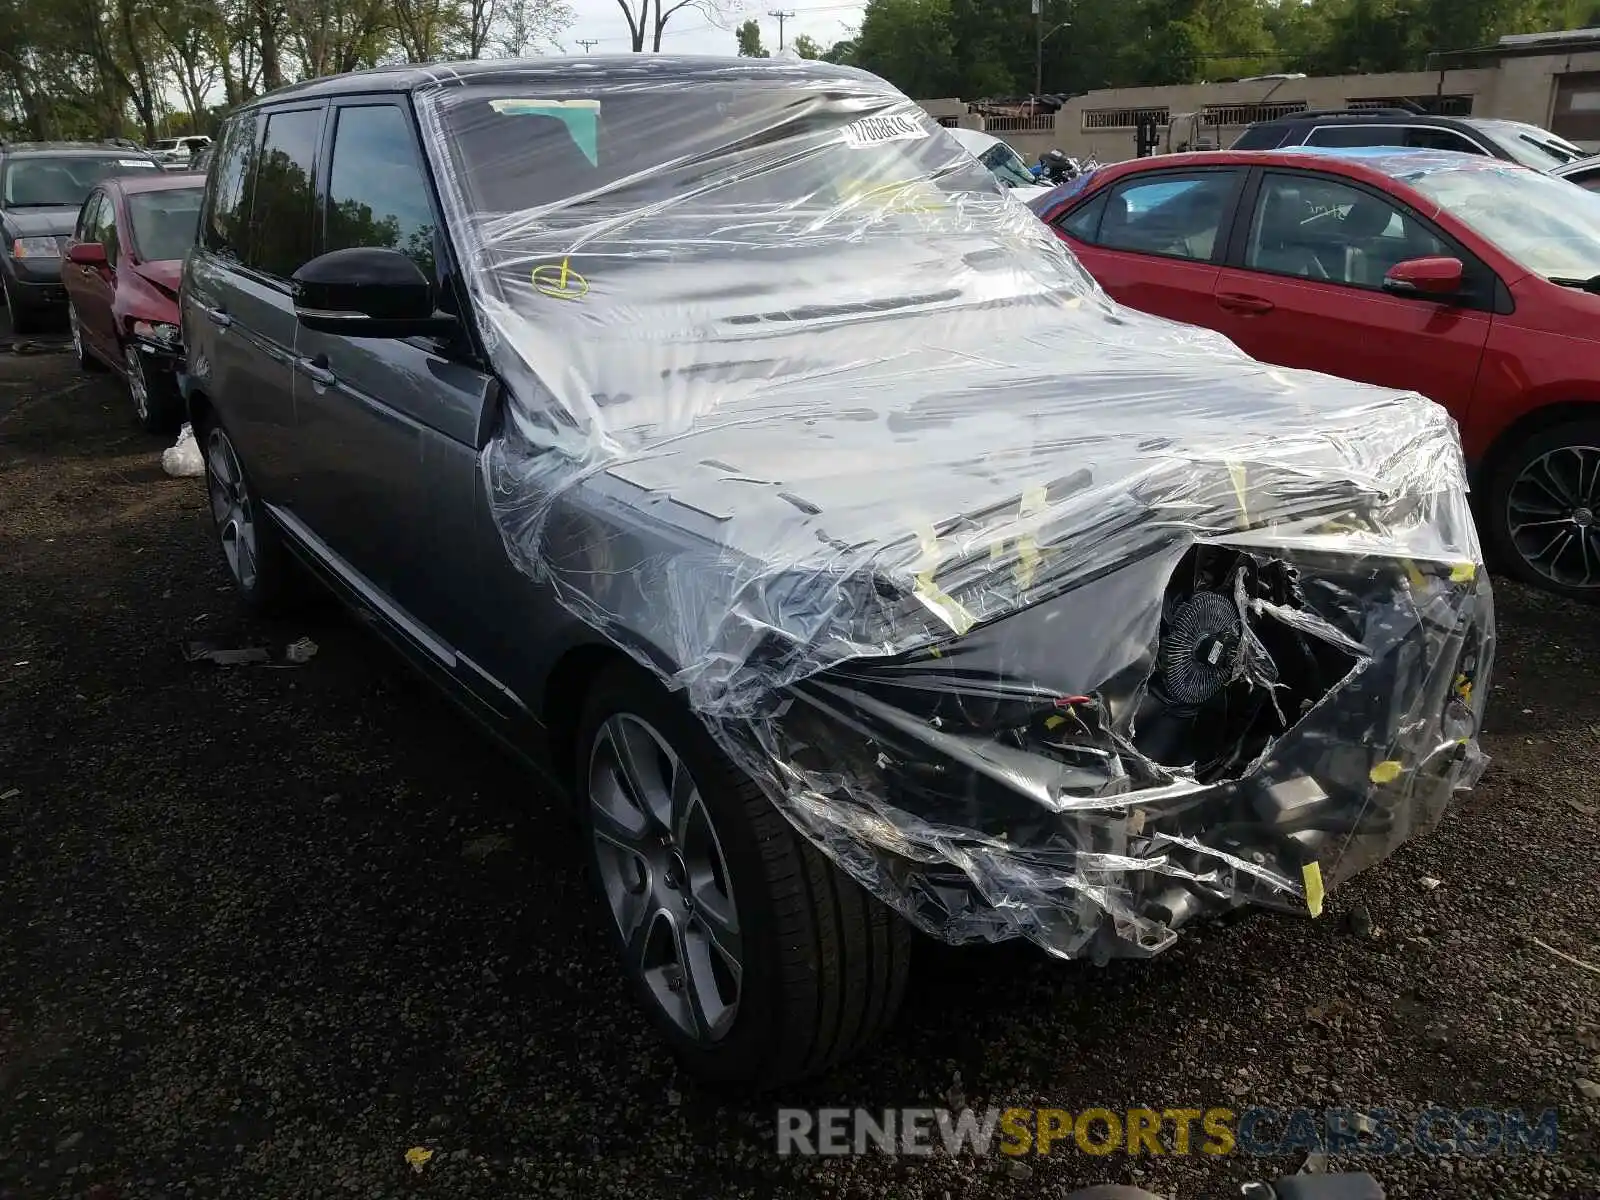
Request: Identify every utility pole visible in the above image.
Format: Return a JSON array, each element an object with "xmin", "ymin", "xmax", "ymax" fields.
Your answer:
[
  {"xmin": 577, "ymin": 38, "xmax": 599, "ymax": 53},
  {"xmin": 768, "ymin": 9, "xmax": 795, "ymax": 50},
  {"xmin": 1033, "ymin": 0, "xmax": 1043, "ymax": 100}
]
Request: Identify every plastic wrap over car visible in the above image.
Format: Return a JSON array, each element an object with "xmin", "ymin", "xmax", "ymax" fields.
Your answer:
[{"xmin": 412, "ymin": 57, "xmax": 1494, "ymax": 959}]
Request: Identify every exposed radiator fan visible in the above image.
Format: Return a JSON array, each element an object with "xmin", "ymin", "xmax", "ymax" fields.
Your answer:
[
  {"xmin": 1159, "ymin": 590, "xmax": 1243, "ymax": 707},
  {"xmin": 1135, "ymin": 570, "xmax": 1279, "ymax": 781}
]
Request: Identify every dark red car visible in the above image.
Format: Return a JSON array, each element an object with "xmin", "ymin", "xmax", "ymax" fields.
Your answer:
[
  {"xmin": 1032, "ymin": 147, "xmax": 1600, "ymax": 599},
  {"xmin": 63, "ymin": 172, "xmax": 204, "ymax": 432}
]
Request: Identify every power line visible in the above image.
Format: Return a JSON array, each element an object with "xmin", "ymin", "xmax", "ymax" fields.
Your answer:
[
  {"xmin": 576, "ymin": 38, "xmax": 599, "ymax": 53},
  {"xmin": 768, "ymin": 9, "xmax": 796, "ymax": 50}
]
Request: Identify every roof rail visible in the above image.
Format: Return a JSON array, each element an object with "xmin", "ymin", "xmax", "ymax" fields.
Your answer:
[{"xmin": 1286, "ymin": 107, "xmax": 1426, "ymax": 121}]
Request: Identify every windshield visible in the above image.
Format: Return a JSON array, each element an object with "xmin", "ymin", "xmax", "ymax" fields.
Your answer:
[
  {"xmin": 1472, "ymin": 119, "xmax": 1588, "ymax": 170},
  {"xmin": 2, "ymin": 156, "xmax": 159, "ymax": 208},
  {"xmin": 426, "ymin": 82, "xmax": 1063, "ymax": 322},
  {"xmin": 977, "ymin": 142, "xmax": 1037, "ymax": 189},
  {"xmin": 420, "ymin": 74, "xmax": 1107, "ymax": 450},
  {"xmin": 127, "ymin": 186, "xmax": 203, "ymax": 262},
  {"xmin": 1407, "ymin": 161, "xmax": 1600, "ymax": 281}
]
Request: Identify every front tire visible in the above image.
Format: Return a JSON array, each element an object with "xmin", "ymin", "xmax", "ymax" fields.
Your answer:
[
  {"xmin": 1486, "ymin": 419, "xmax": 1600, "ymax": 601},
  {"xmin": 125, "ymin": 342, "xmax": 182, "ymax": 433},
  {"xmin": 577, "ymin": 661, "xmax": 911, "ymax": 1090},
  {"xmin": 197, "ymin": 411, "xmax": 295, "ymax": 614}
]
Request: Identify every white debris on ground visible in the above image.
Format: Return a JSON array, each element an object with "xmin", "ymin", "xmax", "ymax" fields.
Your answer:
[{"xmin": 161, "ymin": 423, "xmax": 204, "ymax": 478}]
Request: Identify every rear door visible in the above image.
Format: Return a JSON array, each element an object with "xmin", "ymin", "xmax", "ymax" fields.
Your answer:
[
  {"xmin": 185, "ymin": 102, "xmax": 325, "ymax": 500},
  {"xmin": 1046, "ymin": 167, "xmax": 1247, "ymax": 329},
  {"xmin": 66, "ymin": 191, "xmax": 115, "ymax": 361},
  {"xmin": 290, "ymin": 95, "xmax": 504, "ymax": 678},
  {"xmin": 1208, "ymin": 168, "xmax": 1495, "ymax": 415}
]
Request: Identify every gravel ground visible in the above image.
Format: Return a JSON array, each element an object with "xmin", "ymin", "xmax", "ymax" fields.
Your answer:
[{"xmin": 2, "ymin": 323, "xmax": 1598, "ymax": 1200}]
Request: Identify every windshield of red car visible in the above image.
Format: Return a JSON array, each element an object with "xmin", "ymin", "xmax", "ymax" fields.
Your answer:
[
  {"xmin": 1407, "ymin": 162, "xmax": 1600, "ymax": 282},
  {"xmin": 127, "ymin": 186, "xmax": 203, "ymax": 262},
  {"xmin": 1, "ymin": 156, "xmax": 160, "ymax": 208}
]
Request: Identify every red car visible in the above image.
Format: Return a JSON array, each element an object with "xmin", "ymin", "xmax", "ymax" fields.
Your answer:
[
  {"xmin": 1032, "ymin": 147, "xmax": 1600, "ymax": 599},
  {"xmin": 63, "ymin": 172, "xmax": 204, "ymax": 432}
]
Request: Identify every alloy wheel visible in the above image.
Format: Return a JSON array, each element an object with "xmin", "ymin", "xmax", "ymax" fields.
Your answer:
[
  {"xmin": 204, "ymin": 426, "xmax": 259, "ymax": 592},
  {"xmin": 125, "ymin": 344, "xmax": 150, "ymax": 422},
  {"xmin": 587, "ymin": 712, "xmax": 742, "ymax": 1044},
  {"xmin": 1507, "ymin": 444, "xmax": 1600, "ymax": 590}
]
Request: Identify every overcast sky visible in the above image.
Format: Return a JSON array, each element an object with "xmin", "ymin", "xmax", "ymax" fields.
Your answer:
[{"xmin": 562, "ymin": 0, "xmax": 867, "ymax": 56}]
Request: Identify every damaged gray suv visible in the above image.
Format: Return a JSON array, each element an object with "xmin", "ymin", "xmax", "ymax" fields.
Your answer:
[{"xmin": 182, "ymin": 56, "xmax": 1494, "ymax": 1088}]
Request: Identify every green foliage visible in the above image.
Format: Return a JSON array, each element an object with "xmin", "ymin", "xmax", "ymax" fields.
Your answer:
[
  {"xmin": 0, "ymin": 0, "xmax": 575, "ymax": 142},
  {"xmin": 736, "ymin": 17, "xmax": 769, "ymax": 57},
  {"xmin": 792, "ymin": 33, "xmax": 822, "ymax": 59},
  {"xmin": 844, "ymin": 0, "xmax": 1595, "ymax": 97}
]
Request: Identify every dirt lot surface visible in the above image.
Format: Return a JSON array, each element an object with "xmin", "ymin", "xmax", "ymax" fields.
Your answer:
[{"xmin": 2, "ymin": 324, "xmax": 1598, "ymax": 1200}]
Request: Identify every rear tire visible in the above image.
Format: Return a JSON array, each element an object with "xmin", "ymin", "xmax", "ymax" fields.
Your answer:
[
  {"xmin": 575, "ymin": 660, "xmax": 911, "ymax": 1090},
  {"xmin": 69, "ymin": 304, "xmax": 101, "ymax": 371},
  {"xmin": 1485, "ymin": 418, "xmax": 1600, "ymax": 601},
  {"xmin": 195, "ymin": 410, "xmax": 297, "ymax": 615}
]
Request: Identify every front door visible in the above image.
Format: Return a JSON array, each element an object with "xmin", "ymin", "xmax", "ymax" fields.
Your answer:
[
  {"xmin": 290, "ymin": 97, "xmax": 500, "ymax": 667},
  {"xmin": 1208, "ymin": 169, "xmax": 1493, "ymax": 416}
]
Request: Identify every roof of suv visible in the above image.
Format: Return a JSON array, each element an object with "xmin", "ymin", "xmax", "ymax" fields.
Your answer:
[
  {"xmin": 236, "ymin": 53, "xmax": 878, "ymax": 110},
  {"xmin": 0, "ymin": 141, "xmax": 159, "ymax": 157}
]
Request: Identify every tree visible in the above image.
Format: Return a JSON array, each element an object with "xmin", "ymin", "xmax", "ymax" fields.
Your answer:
[
  {"xmin": 736, "ymin": 16, "xmax": 768, "ymax": 56},
  {"xmin": 613, "ymin": 0, "xmax": 743, "ymax": 53},
  {"xmin": 792, "ymin": 32, "xmax": 820, "ymax": 58},
  {"xmin": 854, "ymin": 0, "xmax": 958, "ymax": 98}
]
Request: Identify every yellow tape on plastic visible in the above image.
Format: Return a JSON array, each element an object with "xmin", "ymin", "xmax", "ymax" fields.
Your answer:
[
  {"xmin": 912, "ymin": 524, "xmax": 976, "ymax": 636},
  {"xmin": 1301, "ymin": 861, "xmax": 1325, "ymax": 918},
  {"xmin": 1014, "ymin": 483, "xmax": 1047, "ymax": 591},
  {"xmin": 1226, "ymin": 461, "xmax": 1250, "ymax": 528}
]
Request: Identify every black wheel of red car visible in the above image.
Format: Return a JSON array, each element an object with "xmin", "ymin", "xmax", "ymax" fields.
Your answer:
[
  {"xmin": 68, "ymin": 305, "xmax": 101, "ymax": 371},
  {"xmin": 575, "ymin": 659, "xmax": 911, "ymax": 1090},
  {"xmin": 1488, "ymin": 418, "xmax": 1600, "ymax": 600},
  {"xmin": 124, "ymin": 342, "xmax": 182, "ymax": 434},
  {"xmin": 196, "ymin": 411, "xmax": 296, "ymax": 614}
]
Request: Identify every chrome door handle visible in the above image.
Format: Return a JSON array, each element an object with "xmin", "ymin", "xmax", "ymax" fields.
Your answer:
[
  {"xmin": 295, "ymin": 356, "xmax": 335, "ymax": 387},
  {"xmin": 202, "ymin": 305, "xmax": 231, "ymax": 328}
]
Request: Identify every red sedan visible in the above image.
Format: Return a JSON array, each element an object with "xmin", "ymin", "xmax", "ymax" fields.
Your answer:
[
  {"xmin": 1032, "ymin": 147, "xmax": 1600, "ymax": 599},
  {"xmin": 63, "ymin": 172, "xmax": 204, "ymax": 433}
]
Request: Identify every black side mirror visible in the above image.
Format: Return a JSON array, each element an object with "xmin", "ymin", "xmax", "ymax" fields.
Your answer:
[{"xmin": 291, "ymin": 247, "xmax": 458, "ymax": 339}]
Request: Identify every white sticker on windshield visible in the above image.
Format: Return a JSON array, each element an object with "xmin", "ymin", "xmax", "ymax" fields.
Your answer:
[
  {"xmin": 118, "ymin": 159, "xmax": 154, "ymax": 168},
  {"xmin": 840, "ymin": 114, "xmax": 930, "ymax": 150}
]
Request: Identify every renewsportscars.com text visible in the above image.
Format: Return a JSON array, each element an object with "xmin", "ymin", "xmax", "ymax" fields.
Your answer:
[{"xmin": 775, "ymin": 1106, "xmax": 1560, "ymax": 1158}]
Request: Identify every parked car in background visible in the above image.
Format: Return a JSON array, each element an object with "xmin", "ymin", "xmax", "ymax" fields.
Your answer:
[
  {"xmin": 64, "ymin": 172, "xmax": 203, "ymax": 431},
  {"xmin": 1554, "ymin": 154, "xmax": 1600, "ymax": 190},
  {"xmin": 0, "ymin": 141, "xmax": 164, "ymax": 334},
  {"xmin": 181, "ymin": 57, "xmax": 1491, "ymax": 1087},
  {"xmin": 946, "ymin": 126, "xmax": 1052, "ymax": 200},
  {"xmin": 1231, "ymin": 109, "xmax": 1588, "ymax": 173},
  {"xmin": 151, "ymin": 135, "xmax": 213, "ymax": 170},
  {"xmin": 1032, "ymin": 146, "xmax": 1600, "ymax": 598}
]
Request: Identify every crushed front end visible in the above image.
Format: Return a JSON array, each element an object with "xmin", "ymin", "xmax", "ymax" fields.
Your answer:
[{"xmin": 750, "ymin": 538, "xmax": 1491, "ymax": 960}]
